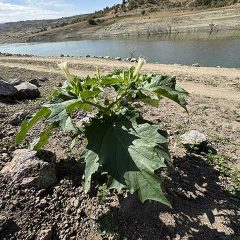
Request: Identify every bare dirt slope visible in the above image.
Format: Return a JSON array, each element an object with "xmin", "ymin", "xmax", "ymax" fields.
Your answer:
[
  {"xmin": 1, "ymin": 4, "xmax": 240, "ymax": 43},
  {"xmin": 0, "ymin": 55, "xmax": 239, "ymax": 239}
]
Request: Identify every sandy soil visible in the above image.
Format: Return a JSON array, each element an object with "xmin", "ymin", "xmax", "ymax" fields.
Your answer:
[
  {"xmin": 0, "ymin": 55, "xmax": 239, "ymax": 100},
  {"xmin": 0, "ymin": 55, "xmax": 239, "ymax": 239}
]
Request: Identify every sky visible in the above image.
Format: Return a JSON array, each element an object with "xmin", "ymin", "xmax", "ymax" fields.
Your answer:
[{"xmin": 0, "ymin": 0, "xmax": 122, "ymax": 23}]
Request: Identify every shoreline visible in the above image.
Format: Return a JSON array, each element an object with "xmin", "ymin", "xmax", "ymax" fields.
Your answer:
[
  {"xmin": 0, "ymin": 52, "xmax": 239, "ymax": 70},
  {"xmin": 1, "ymin": 27, "xmax": 240, "ymax": 44},
  {"xmin": 1, "ymin": 25, "xmax": 240, "ymax": 45}
]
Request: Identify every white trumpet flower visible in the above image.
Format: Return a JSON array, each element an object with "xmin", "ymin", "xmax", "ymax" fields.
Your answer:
[
  {"xmin": 58, "ymin": 62, "xmax": 72, "ymax": 82},
  {"xmin": 133, "ymin": 58, "xmax": 146, "ymax": 77}
]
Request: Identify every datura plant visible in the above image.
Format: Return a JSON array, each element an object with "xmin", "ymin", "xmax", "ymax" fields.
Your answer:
[{"xmin": 16, "ymin": 59, "xmax": 188, "ymax": 207}]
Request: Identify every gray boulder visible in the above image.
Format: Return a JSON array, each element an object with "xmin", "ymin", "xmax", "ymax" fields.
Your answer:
[
  {"xmin": 15, "ymin": 81, "xmax": 40, "ymax": 100},
  {"xmin": 0, "ymin": 80, "xmax": 18, "ymax": 98},
  {"xmin": 115, "ymin": 57, "xmax": 122, "ymax": 61},
  {"xmin": 56, "ymin": 82, "xmax": 63, "ymax": 87},
  {"xmin": 29, "ymin": 79, "xmax": 41, "ymax": 87},
  {"xmin": 9, "ymin": 78, "xmax": 24, "ymax": 86},
  {"xmin": 37, "ymin": 76, "xmax": 49, "ymax": 82},
  {"xmin": 192, "ymin": 63, "xmax": 201, "ymax": 67},
  {"xmin": 180, "ymin": 130, "xmax": 207, "ymax": 146},
  {"xmin": 130, "ymin": 58, "xmax": 137, "ymax": 62},
  {"xmin": 1, "ymin": 149, "xmax": 57, "ymax": 189}
]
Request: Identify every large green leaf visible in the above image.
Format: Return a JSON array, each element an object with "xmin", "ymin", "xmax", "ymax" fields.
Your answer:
[
  {"xmin": 137, "ymin": 89, "xmax": 160, "ymax": 107},
  {"xmin": 44, "ymin": 100, "xmax": 76, "ymax": 122},
  {"xmin": 66, "ymin": 101, "xmax": 92, "ymax": 113},
  {"xmin": 16, "ymin": 107, "xmax": 51, "ymax": 144},
  {"xmin": 83, "ymin": 150, "xmax": 100, "ymax": 192},
  {"xmin": 44, "ymin": 100, "xmax": 79, "ymax": 132},
  {"xmin": 80, "ymin": 89, "xmax": 101, "ymax": 100},
  {"xmin": 82, "ymin": 76, "xmax": 98, "ymax": 88},
  {"xmin": 100, "ymin": 71, "xmax": 126, "ymax": 86},
  {"xmin": 30, "ymin": 123, "xmax": 57, "ymax": 150},
  {"xmin": 131, "ymin": 119, "xmax": 169, "ymax": 146},
  {"xmin": 59, "ymin": 115, "xmax": 76, "ymax": 132},
  {"xmin": 144, "ymin": 75, "xmax": 188, "ymax": 110},
  {"xmin": 83, "ymin": 116, "xmax": 171, "ymax": 206}
]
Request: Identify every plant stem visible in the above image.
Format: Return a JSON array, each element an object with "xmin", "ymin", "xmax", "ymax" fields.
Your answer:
[
  {"xmin": 106, "ymin": 90, "xmax": 130, "ymax": 111},
  {"xmin": 83, "ymin": 100, "xmax": 107, "ymax": 112}
]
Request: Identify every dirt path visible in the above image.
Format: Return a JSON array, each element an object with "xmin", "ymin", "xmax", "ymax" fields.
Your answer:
[
  {"xmin": 1, "ymin": 56, "xmax": 240, "ymax": 78},
  {"xmin": 179, "ymin": 82, "xmax": 240, "ymax": 101},
  {"xmin": 0, "ymin": 56, "xmax": 239, "ymax": 101}
]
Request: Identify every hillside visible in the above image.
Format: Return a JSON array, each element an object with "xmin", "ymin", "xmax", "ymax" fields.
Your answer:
[
  {"xmin": 124, "ymin": 0, "xmax": 239, "ymax": 9},
  {"xmin": 0, "ymin": 1, "xmax": 240, "ymax": 43},
  {"xmin": 0, "ymin": 14, "xmax": 89, "ymax": 43}
]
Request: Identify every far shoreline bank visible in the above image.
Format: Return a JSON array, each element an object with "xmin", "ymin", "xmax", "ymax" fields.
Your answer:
[{"xmin": 1, "ymin": 27, "xmax": 240, "ymax": 45}]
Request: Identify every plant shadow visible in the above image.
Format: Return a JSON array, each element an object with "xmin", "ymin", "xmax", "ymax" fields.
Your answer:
[
  {"xmin": 97, "ymin": 154, "xmax": 240, "ymax": 240},
  {"xmin": 55, "ymin": 157, "xmax": 85, "ymax": 186},
  {"xmin": 0, "ymin": 218, "xmax": 20, "ymax": 239}
]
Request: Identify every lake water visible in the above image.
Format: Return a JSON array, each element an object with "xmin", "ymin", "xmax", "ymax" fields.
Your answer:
[{"xmin": 0, "ymin": 34, "xmax": 240, "ymax": 68}]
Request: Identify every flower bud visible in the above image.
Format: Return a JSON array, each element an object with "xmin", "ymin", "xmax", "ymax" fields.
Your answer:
[
  {"xmin": 133, "ymin": 58, "xmax": 146, "ymax": 77},
  {"xmin": 58, "ymin": 62, "xmax": 72, "ymax": 82}
]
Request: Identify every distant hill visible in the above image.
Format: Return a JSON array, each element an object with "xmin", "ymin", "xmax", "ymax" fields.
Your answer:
[
  {"xmin": 0, "ymin": 1, "xmax": 239, "ymax": 43},
  {"xmin": 0, "ymin": 14, "xmax": 89, "ymax": 35},
  {"xmin": 124, "ymin": 0, "xmax": 239, "ymax": 9}
]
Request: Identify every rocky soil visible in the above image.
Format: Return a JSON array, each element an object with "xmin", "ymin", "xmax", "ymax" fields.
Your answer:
[{"xmin": 0, "ymin": 56, "xmax": 239, "ymax": 239}]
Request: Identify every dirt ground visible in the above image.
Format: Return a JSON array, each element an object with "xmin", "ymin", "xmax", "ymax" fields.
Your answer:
[{"xmin": 0, "ymin": 55, "xmax": 239, "ymax": 239}]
